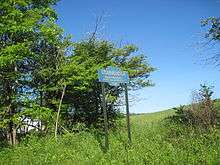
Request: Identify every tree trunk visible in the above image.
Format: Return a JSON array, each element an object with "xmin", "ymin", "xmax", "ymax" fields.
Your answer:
[
  {"xmin": 7, "ymin": 122, "xmax": 13, "ymax": 145},
  {"xmin": 10, "ymin": 64, "xmax": 18, "ymax": 145},
  {"xmin": 7, "ymin": 112, "xmax": 17, "ymax": 145},
  {"xmin": 55, "ymin": 85, "xmax": 66, "ymax": 141},
  {"xmin": 12, "ymin": 125, "xmax": 17, "ymax": 145},
  {"xmin": 6, "ymin": 91, "xmax": 17, "ymax": 145}
]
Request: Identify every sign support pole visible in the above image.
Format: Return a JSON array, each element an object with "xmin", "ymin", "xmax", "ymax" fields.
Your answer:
[
  {"xmin": 101, "ymin": 82, "xmax": 109, "ymax": 151},
  {"xmin": 98, "ymin": 66, "xmax": 130, "ymax": 149},
  {"xmin": 125, "ymin": 84, "xmax": 131, "ymax": 144}
]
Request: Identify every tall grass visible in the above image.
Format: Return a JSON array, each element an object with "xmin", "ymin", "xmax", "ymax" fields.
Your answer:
[{"xmin": 0, "ymin": 112, "xmax": 220, "ymax": 165}]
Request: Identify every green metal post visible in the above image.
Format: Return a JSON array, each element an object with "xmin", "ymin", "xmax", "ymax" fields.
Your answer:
[
  {"xmin": 101, "ymin": 82, "xmax": 109, "ymax": 151},
  {"xmin": 125, "ymin": 84, "xmax": 131, "ymax": 144}
]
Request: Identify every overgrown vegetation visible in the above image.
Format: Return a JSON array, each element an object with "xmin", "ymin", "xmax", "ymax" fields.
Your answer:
[
  {"xmin": 0, "ymin": 111, "xmax": 220, "ymax": 164},
  {"xmin": 169, "ymin": 84, "xmax": 220, "ymax": 129},
  {"xmin": 0, "ymin": 0, "xmax": 155, "ymax": 145},
  {"xmin": 0, "ymin": 0, "xmax": 220, "ymax": 164}
]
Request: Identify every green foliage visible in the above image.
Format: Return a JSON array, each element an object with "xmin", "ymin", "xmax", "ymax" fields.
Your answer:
[
  {"xmin": 0, "ymin": 0, "xmax": 155, "ymax": 145},
  {"xmin": 0, "ymin": 0, "xmax": 66, "ymax": 145},
  {"xmin": 201, "ymin": 17, "xmax": 220, "ymax": 41},
  {"xmin": 22, "ymin": 105, "xmax": 53, "ymax": 121},
  {"xmin": 200, "ymin": 17, "xmax": 220, "ymax": 66},
  {"xmin": 169, "ymin": 84, "xmax": 220, "ymax": 129},
  {"xmin": 59, "ymin": 39, "xmax": 155, "ymax": 129},
  {"xmin": 0, "ymin": 112, "xmax": 220, "ymax": 164}
]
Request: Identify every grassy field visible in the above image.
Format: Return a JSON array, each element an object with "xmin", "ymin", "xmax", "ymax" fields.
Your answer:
[
  {"xmin": 0, "ymin": 109, "xmax": 220, "ymax": 165},
  {"xmin": 131, "ymin": 109, "xmax": 175, "ymax": 124}
]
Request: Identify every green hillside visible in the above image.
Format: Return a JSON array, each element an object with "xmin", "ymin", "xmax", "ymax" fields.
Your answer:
[
  {"xmin": 131, "ymin": 98, "xmax": 220, "ymax": 125},
  {"xmin": 131, "ymin": 109, "xmax": 175, "ymax": 124}
]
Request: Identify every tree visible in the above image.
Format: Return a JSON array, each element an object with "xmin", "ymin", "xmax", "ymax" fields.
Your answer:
[
  {"xmin": 201, "ymin": 17, "xmax": 220, "ymax": 66},
  {"xmin": 0, "ymin": 0, "xmax": 156, "ymax": 143},
  {"xmin": 0, "ymin": 0, "xmax": 68, "ymax": 145},
  {"xmin": 59, "ymin": 38, "xmax": 156, "ymax": 130},
  {"xmin": 202, "ymin": 17, "xmax": 220, "ymax": 41}
]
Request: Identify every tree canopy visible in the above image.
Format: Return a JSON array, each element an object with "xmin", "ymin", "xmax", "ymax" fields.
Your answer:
[
  {"xmin": 201, "ymin": 17, "xmax": 220, "ymax": 66},
  {"xmin": 0, "ymin": 0, "xmax": 155, "ymax": 145}
]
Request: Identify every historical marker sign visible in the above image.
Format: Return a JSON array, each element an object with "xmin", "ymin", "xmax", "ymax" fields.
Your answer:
[
  {"xmin": 98, "ymin": 66, "xmax": 129, "ymax": 86},
  {"xmin": 97, "ymin": 66, "xmax": 131, "ymax": 151}
]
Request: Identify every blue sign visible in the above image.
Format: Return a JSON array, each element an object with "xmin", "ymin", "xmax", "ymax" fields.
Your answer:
[{"xmin": 98, "ymin": 66, "xmax": 129, "ymax": 86}]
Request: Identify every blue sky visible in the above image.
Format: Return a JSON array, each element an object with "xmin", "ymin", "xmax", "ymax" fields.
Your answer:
[{"xmin": 55, "ymin": 0, "xmax": 220, "ymax": 113}]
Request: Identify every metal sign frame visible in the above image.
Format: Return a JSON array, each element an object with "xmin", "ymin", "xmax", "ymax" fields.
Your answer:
[
  {"xmin": 97, "ymin": 66, "xmax": 131, "ymax": 151},
  {"xmin": 98, "ymin": 66, "xmax": 129, "ymax": 86}
]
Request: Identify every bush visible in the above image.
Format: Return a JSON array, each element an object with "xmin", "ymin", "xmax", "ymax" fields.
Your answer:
[{"xmin": 169, "ymin": 84, "xmax": 220, "ymax": 129}]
